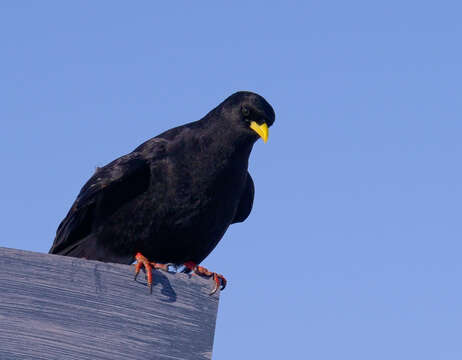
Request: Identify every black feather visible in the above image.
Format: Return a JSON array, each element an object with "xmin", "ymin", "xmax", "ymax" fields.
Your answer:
[{"xmin": 50, "ymin": 91, "xmax": 275, "ymax": 265}]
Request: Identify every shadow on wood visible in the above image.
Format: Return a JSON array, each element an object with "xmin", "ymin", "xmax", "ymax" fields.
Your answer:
[{"xmin": 0, "ymin": 247, "xmax": 220, "ymax": 360}]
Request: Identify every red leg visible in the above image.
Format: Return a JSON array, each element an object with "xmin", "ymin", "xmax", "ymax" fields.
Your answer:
[
  {"xmin": 134, "ymin": 252, "xmax": 169, "ymax": 293},
  {"xmin": 184, "ymin": 261, "xmax": 227, "ymax": 295}
]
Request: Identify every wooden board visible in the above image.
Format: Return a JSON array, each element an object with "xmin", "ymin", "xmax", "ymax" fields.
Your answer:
[{"xmin": 0, "ymin": 247, "xmax": 220, "ymax": 360}]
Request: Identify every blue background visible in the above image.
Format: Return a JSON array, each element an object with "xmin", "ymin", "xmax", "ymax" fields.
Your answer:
[{"xmin": 1, "ymin": 2, "xmax": 461, "ymax": 359}]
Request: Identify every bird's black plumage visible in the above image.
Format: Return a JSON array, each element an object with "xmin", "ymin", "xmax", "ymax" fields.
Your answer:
[{"xmin": 49, "ymin": 91, "xmax": 275, "ymax": 266}]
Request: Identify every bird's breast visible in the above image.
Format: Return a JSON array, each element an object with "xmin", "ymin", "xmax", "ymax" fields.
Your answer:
[{"xmin": 157, "ymin": 155, "xmax": 248, "ymax": 229}]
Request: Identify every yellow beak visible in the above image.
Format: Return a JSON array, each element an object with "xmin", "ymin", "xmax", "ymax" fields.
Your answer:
[{"xmin": 249, "ymin": 121, "xmax": 269, "ymax": 143}]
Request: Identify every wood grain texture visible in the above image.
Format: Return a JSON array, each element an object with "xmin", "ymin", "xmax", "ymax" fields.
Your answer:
[{"xmin": 0, "ymin": 247, "xmax": 220, "ymax": 360}]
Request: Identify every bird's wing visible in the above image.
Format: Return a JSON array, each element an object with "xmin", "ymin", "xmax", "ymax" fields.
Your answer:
[
  {"xmin": 232, "ymin": 172, "xmax": 255, "ymax": 223},
  {"xmin": 49, "ymin": 152, "xmax": 151, "ymax": 256}
]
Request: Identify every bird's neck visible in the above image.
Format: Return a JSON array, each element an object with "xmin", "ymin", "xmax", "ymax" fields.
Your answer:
[{"xmin": 204, "ymin": 123, "xmax": 254, "ymax": 170}]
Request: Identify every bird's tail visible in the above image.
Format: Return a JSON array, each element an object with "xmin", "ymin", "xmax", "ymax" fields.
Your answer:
[{"xmin": 49, "ymin": 235, "xmax": 133, "ymax": 264}]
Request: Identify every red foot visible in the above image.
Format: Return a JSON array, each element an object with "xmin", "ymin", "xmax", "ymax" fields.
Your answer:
[
  {"xmin": 134, "ymin": 252, "xmax": 169, "ymax": 293},
  {"xmin": 184, "ymin": 261, "xmax": 227, "ymax": 295}
]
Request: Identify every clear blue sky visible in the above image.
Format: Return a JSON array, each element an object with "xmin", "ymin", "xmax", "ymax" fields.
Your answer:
[{"xmin": 1, "ymin": 2, "xmax": 461, "ymax": 359}]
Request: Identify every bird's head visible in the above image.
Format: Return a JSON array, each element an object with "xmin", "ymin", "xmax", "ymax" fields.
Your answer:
[{"xmin": 217, "ymin": 91, "xmax": 275, "ymax": 144}]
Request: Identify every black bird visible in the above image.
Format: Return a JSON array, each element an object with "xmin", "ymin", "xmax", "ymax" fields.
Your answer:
[{"xmin": 49, "ymin": 91, "xmax": 275, "ymax": 293}]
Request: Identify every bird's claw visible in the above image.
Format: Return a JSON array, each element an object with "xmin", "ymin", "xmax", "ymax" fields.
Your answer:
[
  {"xmin": 134, "ymin": 256, "xmax": 226, "ymax": 295},
  {"xmin": 184, "ymin": 261, "xmax": 226, "ymax": 295},
  {"xmin": 134, "ymin": 252, "xmax": 170, "ymax": 293},
  {"xmin": 210, "ymin": 273, "xmax": 227, "ymax": 295}
]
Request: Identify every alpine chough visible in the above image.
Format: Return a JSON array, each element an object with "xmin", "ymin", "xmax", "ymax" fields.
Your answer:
[{"xmin": 49, "ymin": 91, "xmax": 275, "ymax": 294}]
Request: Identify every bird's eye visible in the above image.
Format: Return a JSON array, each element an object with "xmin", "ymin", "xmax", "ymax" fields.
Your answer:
[{"xmin": 241, "ymin": 106, "xmax": 250, "ymax": 117}]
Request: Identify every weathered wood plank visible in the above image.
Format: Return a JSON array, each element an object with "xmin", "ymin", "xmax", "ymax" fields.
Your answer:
[{"xmin": 0, "ymin": 247, "xmax": 219, "ymax": 360}]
